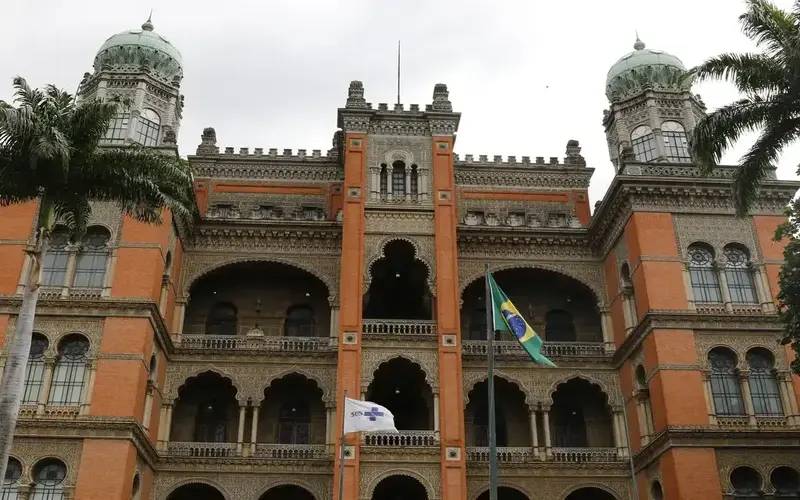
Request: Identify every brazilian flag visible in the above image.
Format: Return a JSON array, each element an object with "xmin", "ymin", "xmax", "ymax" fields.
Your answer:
[{"xmin": 488, "ymin": 273, "xmax": 556, "ymax": 367}]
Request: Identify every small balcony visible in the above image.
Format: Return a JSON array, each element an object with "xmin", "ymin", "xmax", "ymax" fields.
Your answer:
[
  {"xmin": 462, "ymin": 340, "xmax": 608, "ymax": 359},
  {"xmin": 252, "ymin": 443, "xmax": 329, "ymax": 460},
  {"xmin": 361, "ymin": 319, "xmax": 437, "ymax": 337},
  {"xmin": 363, "ymin": 430, "xmax": 439, "ymax": 447},
  {"xmin": 166, "ymin": 441, "xmax": 240, "ymax": 458},
  {"xmin": 177, "ymin": 333, "xmax": 334, "ymax": 353}
]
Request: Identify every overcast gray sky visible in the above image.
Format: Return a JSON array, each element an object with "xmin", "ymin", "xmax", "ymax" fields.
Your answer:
[{"xmin": 3, "ymin": 0, "xmax": 799, "ymax": 206}]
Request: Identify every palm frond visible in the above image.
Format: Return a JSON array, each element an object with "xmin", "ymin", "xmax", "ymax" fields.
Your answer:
[
  {"xmin": 733, "ymin": 116, "xmax": 800, "ymax": 214},
  {"xmin": 741, "ymin": 0, "xmax": 798, "ymax": 57},
  {"xmin": 693, "ymin": 53, "xmax": 787, "ymax": 95},
  {"xmin": 690, "ymin": 96, "xmax": 779, "ymax": 172}
]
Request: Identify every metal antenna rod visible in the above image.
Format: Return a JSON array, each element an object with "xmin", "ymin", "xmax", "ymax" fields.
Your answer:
[{"xmin": 397, "ymin": 40, "xmax": 401, "ymax": 105}]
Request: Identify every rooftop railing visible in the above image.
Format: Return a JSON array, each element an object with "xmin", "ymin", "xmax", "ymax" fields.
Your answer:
[
  {"xmin": 363, "ymin": 430, "xmax": 439, "ymax": 447},
  {"xmin": 362, "ymin": 319, "xmax": 437, "ymax": 336},
  {"xmin": 177, "ymin": 334, "xmax": 333, "ymax": 352}
]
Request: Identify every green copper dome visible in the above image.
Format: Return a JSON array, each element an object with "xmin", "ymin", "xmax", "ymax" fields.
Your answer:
[
  {"xmin": 606, "ymin": 38, "xmax": 690, "ymax": 102},
  {"xmin": 93, "ymin": 17, "xmax": 183, "ymax": 85}
]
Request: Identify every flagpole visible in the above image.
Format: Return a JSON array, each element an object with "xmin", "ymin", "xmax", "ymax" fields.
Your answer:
[
  {"xmin": 484, "ymin": 264, "xmax": 498, "ymax": 500},
  {"xmin": 337, "ymin": 389, "xmax": 348, "ymax": 500}
]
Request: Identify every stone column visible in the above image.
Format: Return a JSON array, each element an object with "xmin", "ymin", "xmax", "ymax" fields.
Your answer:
[
  {"xmin": 599, "ymin": 308, "xmax": 615, "ymax": 352},
  {"xmin": 780, "ymin": 374, "xmax": 799, "ymax": 425},
  {"xmin": 433, "ymin": 393, "xmax": 440, "ymax": 432},
  {"xmin": 329, "ymin": 307, "xmax": 340, "ymax": 338},
  {"xmin": 612, "ymin": 409, "xmax": 623, "ymax": 458},
  {"xmin": 636, "ymin": 398, "xmax": 648, "ymax": 446},
  {"xmin": 158, "ymin": 403, "xmax": 174, "ymax": 451},
  {"xmin": 682, "ymin": 263, "xmax": 696, "ymax": 311},
  {"xmin": 542, "ymin": 406, "xmax": 552, "ymax": 459},
  {"xmin": 79, "ymin": 361, "xmax": 97, "ymax": 416},
  {"xmin": 142, "ymin": 381, "xmax": 154, "ymax": 430},
  {"xmin": 740, "ymin": 373, "xmax": 757, "ymax": 426},
  {"xmin": 61, "ymin": 246, "xmax": 79, "ymax": 297},
  {"xmin": 369, "ymin": 167, "xmax": 379, "ymax": 200},
  {"xmin": 37, "ymin": 358, "xmax": 56, "ymax": 415},
  {"xmin": 326, "ymin": 406, "xmax": 333, "ymax": 445},
  {"xmin": 16, "ymin": 484, "xmax": 31, "ymax": 500},
  {"xmin": 419, "ymin": 170, "xmax": 429, "ymax": 201},
  {"xmin": 172, "ymin": 300, "xmax": 187, "ymax": 337},
  {"xmin": 718, "ymin": 267, "xmax": 733, "ymax": 312},
  {"xmin": 757, "ymin": 265, "xmax": 776, "ymax": 313},
  {"xmin": 101, "ymin": 248, "xmax": 116, "ymax": 298},
  {"xmin": 386, "ymin": 164, "xmax": 394, "ymax": 201},
  {"xmin": 529, "ymin": 408, "xmax": 539, "ymax": 458},
  {"xmin": 251, "ymin": 405, "xmax": 260, "ymax": 447},
  {"xmin": 236, "ymin": 404, "xmax": 247, "ymax": 454},
  {"xmin": 404, "ymin": 168, "xmax": 411, "ymax": 201},
  {"xmin": 702, "ymin": 372, "xmax": 716, "ymax": 425},
  {"xmin": 613, "ymin": 410, "xmax": 629, "ymax": 458}
]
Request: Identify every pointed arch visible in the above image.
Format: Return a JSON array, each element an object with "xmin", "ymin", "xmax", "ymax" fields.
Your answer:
[
  {"xmin": 365, "ymin": 236, "xmax": 435, "ymax": 295},
  {"xmin": 364, "ymin": 469, "xmax": 435, "ymax": 500}
]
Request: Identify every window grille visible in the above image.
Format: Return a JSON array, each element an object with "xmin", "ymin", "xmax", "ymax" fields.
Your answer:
[
  {"xmin": 410, "ymin": 165, "xmax": 419, "ymax": 198},
  {"xmin": 22, "ymin": 334, "xmax": 49, "ymax": 404},
  {"xmin": 134, "ymin": 109, "xmax": 160, "ymax": 147},
  {"xmin": 747, "ymin": 349, "xmax": 783, "ymax": 416},
  {"xmin": 48, "ymin": 336, "xmax": 89, "ymax": 405},
  {"xmin": 0, "ymin": 457, "xmax": 22, "ymax": 500},
  {"xmin": 30, "ymin": 459, "xmax": 66, "ymax": 500},
  {"xmin": 631, "ymin": 126, "xmax": 657, "ymax": 162},
  {"xmin": 103, "ymin": 112, "xmax": 130, "ymax": 144},
  {"xmin": 391, "ymin": 161, "xmax": 406, "ymax": 195},
  {"xmin": 206, "ymin": 303, "xmax": 237, "ymax": 336},
  {"xmin": 379, "ymin": 164, "xmax": 388, "ymax": 198},
  {"xmin": 278, "ymin": 401, "xmax": 311, "ymax": 444},
  {"xmin": 708, "ymin": 348, "xmax": 745, "ymax": 416},
  {"xmin": 724, "ymin": 246, "xmax": 757, "ymax": 304},
  {"xmin": 41, "ymin": 229, "xmax": 70, "ymax": 287},
  {"xmin": 73, "ymin": 227, "xmax": 110, "ymax": 289},
  {"xmin": 730, "ymin": 467, "xmax": 762, "ymax": 497},
  {"xmin": 661, "ymin": 121, "xmax": 691, "ymax": 162},
  {"xmin": 284, "ymin": 306, "xmax": 315, "ymax": 337},
  {"xmin": 688, "ymin": 245, "xmax": 722, "ymax": 303}
]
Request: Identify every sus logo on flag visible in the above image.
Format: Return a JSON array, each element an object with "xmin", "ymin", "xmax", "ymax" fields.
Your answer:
[{"xmin": 343, "ymin": 397, "xmax": 398, "ymax": 434}]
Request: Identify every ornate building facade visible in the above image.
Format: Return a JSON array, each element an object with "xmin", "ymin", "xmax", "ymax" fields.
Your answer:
[{"xmin": 1, "ymin": 20, "xmax": 800, "ymax": 500}]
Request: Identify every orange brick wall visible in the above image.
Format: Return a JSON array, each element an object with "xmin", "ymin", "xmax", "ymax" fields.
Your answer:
[{"xmin": 74, "ymin": 439, "xmax": 138, "ymax": 499}]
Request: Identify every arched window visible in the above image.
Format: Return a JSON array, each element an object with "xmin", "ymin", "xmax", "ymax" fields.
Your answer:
[
  {"xmin": 410, "ymin": 164, "xmax": 419, "ymax": 199},
  {"xmin": 661, "ymin": 121, "xmax": 691, "ymax": 162},
  {"xmin": 131, "ymin": 473, "xmax": 141, "ymax": 500},
  {"xmin": 73, "ymin": 226, "xmax": 111, "ymax": 289},
  {"xmin": 636, "ymin": 364, "xmax": 655, "ymax": 439},
  {"xmin": 771, "ymin": 466, "xmax": 800, "ymax": 497},
  {"xmin": 206, "ymin": 302, "xmax": 237, "ymax": 336},
  {"xmin": 545, "ymin": 310, "xmax": 576, "ymax": 342},
  {"xmin": 31, "ymin": 458, "xmax": 66, "ymax": 500},
  {"xmin": 620, "ymin": 262, "xmax": 637, "ymax": 330},
  {"xmin": 103, "ymin": 111, "xmax": 130, "ymax": 144},
  {"xmin": 650, "ymin": 480, "xmax": 664, "ymax": 500},
  {"xmin": 278, "ymin": 400, "xmax": 311, "ymax": 444},
  {"xmin": 148, "ymin": 354, "xmax": 158, "ymax": 383},
  {"xmin": 631, "ymin": 125, "xmax": 657, "ymax": 162},
  {"xmin": 1, "ymin": 457, "xmax": 22, "ymax": 500},
  {"xmin": 747, "ymin": 348, "xmax": 783, "ymax": 416},
  {"xmin": 49, "ymin": 334, "xmax": 89, "ymax": 405},
  {"xmin": 392, "ymin": 160, "xmax": 406, "ymax": 196},
  {"xmin": 724, "ymin": 245, "xmax": 757, "ymax": 304},
  {"xmin": 22, "ymin": 333, "xmax": 49, "ymax": 404},
  {"xmin": 284, "ymin": 305, "xmax": 315, "ymax": 337},
  {"xmin": 135, "ymin": 108, "xmax": 160, "ymax": 147},
  {"xmin": 708, "ymin": 347, "xmax": 745, "ymax": 416},
  {"xmin": 42, "ymin": 227, "xmax": 70, "ymax": 287},
  {"xmin": 379, "ymin": 164, "xmax": 388, "ymax": 199},
  {"xmin": 730, "ymin": 466, "xmax": 763, "ymax": 497},
  {"xmin": 688, "ymin": 244, "xmax": 722, "ymax": 303}
]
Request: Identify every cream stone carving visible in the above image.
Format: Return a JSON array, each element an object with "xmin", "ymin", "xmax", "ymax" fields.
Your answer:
[
  {"xmin": 695, "ymin": 331, "xmax": 787, "ymax": 370},
  {"xmin": 673, "ymin": 214, "xmax": 759, "ymax": 259},
  {"xmin": 360, "ymin": 465, "xmax": 440, "ymax": 500},
  {"xmin": 364, "ymin": 211, "xmax": 435, "ymax": 234},
  {"xmin": 361, "ymin": 348, "xmax": 439, "ymax": 391},
  {"xmin": 364, "ymin": 234, "xmax": 436, "ymax": 294},
  {"xmin": 8, "ymin": 437, "xmax": 82, "ymax": 484},
  {"xmin": 5, "ymin": 317, "xmax": 103, "ymax": 357}
]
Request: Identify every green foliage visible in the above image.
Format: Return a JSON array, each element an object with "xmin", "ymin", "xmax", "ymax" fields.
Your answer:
[
  {"xmin": 0, "ymin": 77, "xmax": 196, "ymax": 240},
  {"xmin": 690, "ymin": 0, "xmax": 800, "ymax": 216},
  {"xmin": 777, "ymin": 200, "xmax": 800, "ymax": 373}
]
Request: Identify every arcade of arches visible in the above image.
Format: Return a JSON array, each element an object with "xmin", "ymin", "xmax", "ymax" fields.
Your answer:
[
  {"xmin": 460, "ymin": 268, "xmax": 602, "ymax": 342},
  {"xmin": 184, "ymin": 262, "xmax": 331, "ymax": 337}
]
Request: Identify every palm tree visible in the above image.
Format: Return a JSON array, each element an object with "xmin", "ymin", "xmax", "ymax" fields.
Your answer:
[
  {"xmin": 0, "ymin": 77, "xmax": 195, "ymax": 480},
  {"xmin": 690, "ymin": 0, "xmax": 800, "ymax": 215}
]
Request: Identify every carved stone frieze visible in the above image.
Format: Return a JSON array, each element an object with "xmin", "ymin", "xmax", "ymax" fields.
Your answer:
[
  {"xmin": 462, "ymin": 366, "xmax": 622, "ymax": 408},
  {"xmin": 8, "ymin": 437, "xmax": 82, "ymax": 485},
  {"xmin": 694, "ymin": 331, "xmax": 787, "ymax": 370},
  {"xmin": 455, "ymin": 168, "xmax": 592, "ymax": 189},
  {"xmin": 364, "ymin": 211, "xmax": 434, "ymax": 235},
  {"xmin": 4, "ymin": 316, "xmax": 104, "ymax": 357},
  {"xmin": 673, "ymin": 214, "xmax": 759, "ymax": 259},
  {"xmin": 458, "ymin": 233, "xmax": 594, "ymax": 259},
  {"xmin": 190, "ymin": 160, "xmax": 342, "ymax": 182},
  {"xmin": 715, "ymin": 448, "xmax": 800, "ymax": 496},
  {"xmin": 163, "ymin": 361, "xmax": 336, "ymax": 404},
  {"xmin": 458, "ymin": 258, "xmax": 606, "ymax": 305},
  {"xmin": 466, "ymin": 470, "xmax": 630, "ymax": 500},
  {"xmin": 360, "ymin": 464, "xmax": 440, "ymax": 500},
  {"xmin": 154, "ymin": 469, "xmax": 331, "ymax": 500},
  {"xmin": 87, "ymin": 201, "xmax": 124, "ymax": 245},
  {"xmin": 361, "ymin": 346, "xmax": 439, "ymax": 391}
]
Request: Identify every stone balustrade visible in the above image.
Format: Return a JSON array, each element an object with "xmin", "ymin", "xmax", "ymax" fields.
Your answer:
[
  {"xmin": 363, "ymin": 430, "xmax": 439, "ymax": 447},
  {"xmin": 177, "ymin": 334, "xmax": 333, "ymax": 352},
  {"xmin": 461, "ymin": 340, "xmax": 607, "ymax": 358},
  {"xmin": 166, "ymin": 441, "xmax": 240, "ymax": 458},
  {"xmin": 550, "ymin": 447, "xmax": 619, "ymax": 463},
  {"xmin": 361, "ymin": 319, "xmax": 437, "ymax": 336},
  {"xmin": 466, "ymin": 447, "xmax": 535, "ymax": 463},
  {"xmin": 252, "ymin": 444, "xmax": 329, "ymax": 460}
]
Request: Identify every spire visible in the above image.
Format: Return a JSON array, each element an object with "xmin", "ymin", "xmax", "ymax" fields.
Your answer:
[
  {"xmin": 142, "ymin": 11, "xmax": 154, "ymax": 31},
  {"xmin": 633, "ymin": 32, "xmax": 645, "ymax": 51}
]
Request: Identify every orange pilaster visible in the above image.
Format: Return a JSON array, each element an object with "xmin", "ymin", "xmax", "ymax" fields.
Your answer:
[
  {"xmin": 432, "ymin": 136, "xmax": 468, "ymax": 499},
  {"xmin": 333, "ymin": 133, "xmax": 367, "ymax": 500}
]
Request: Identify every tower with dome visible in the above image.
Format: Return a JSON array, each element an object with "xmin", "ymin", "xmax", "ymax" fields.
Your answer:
[{"xmin": 1, "ymin": 18, "xmax": 799, "ymax": 500}]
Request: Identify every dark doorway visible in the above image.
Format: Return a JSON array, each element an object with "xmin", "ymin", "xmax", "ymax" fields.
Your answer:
[
  {"xmin": 167, "ymin": 483, "xmax": 226, "ymax": 500},
  {"xmin": 364, "ymin": 240, "xmax": 431, "ymax": 319},
  {"xmin": 477, "ymin": 487, "xmax": 530, "ymax": 500},
  {"xmin": 565, "ymin": 487, "xmax": 617, "ymax": 500},
  {"xmin": 366, "ymin": 358, "xmax": 432, "ymax": 430},
  {"xmin": 371, "ymin": 475, "xmax": 428, "ymax": 500},
  {"xmin": 259, "ymin": 485, "xmax": 315, "ymax": 500}
]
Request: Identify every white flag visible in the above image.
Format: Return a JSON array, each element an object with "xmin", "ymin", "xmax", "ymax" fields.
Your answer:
[{"xmin": 343, "ymin": 397, "xmax": 398, "ymax": 434}]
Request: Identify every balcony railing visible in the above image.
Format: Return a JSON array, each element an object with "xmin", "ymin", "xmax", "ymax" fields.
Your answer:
[
  {"xmin": 466, "ymin": 447, "xmax": 536, "ymax": 463},
  {"xmin": 177, "ymin": 335, "xmax": 333, "ymax": 352},
  {"xmin": 252, "ymin": 444, "xmax": 329, "ymax": 460},
  {"xmin": 362, "ymin": 319, "xmax": 437, "ymax": 336},
  {"xmin": 363, "ymin": 430, "xmax": 438, "ymax": 447},
  {"xmin": 166, "ymin": 441, "xmax": 240, "ymax": 458},
  {"xmin": 550, "ymin": 447, "xmax": 619, "ymax": 463},
  {"xmin": 462, "ymin": 340, "xmax": 607, "ymax": 358}
]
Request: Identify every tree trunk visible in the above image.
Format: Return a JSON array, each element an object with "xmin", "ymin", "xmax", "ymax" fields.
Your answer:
[{"xmin": 0, "ymin": 237, "xmax": 47, "ymax": 482}]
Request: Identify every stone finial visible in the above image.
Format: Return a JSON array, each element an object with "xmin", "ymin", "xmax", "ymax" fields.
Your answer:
[
  {"xmin": 633, "ymin": 35, "xmax": 645, "ymax": 51},
  {"xmin": 431, "ymin": 83, "xmax": 452, "ymax": 112},
  {"xmin": 142, "ymin": 12, "xmax": 154, "ymax": 32},
  {"xmin": 564, "ymin": 139, "xmax": 586, "ymax": 167},
  {"xmin": 196, "ymin": 127, "xmax": 219, "ymax": 154},
  {"xmin": 346, "ymin": 80, "xmax": 369, "ymax": 109}
]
